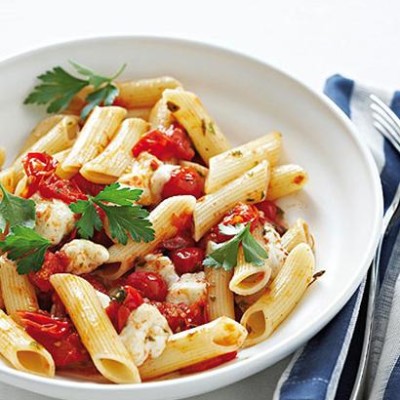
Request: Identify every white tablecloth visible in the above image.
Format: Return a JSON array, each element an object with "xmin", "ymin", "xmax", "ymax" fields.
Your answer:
[{"xmin": 0, "ymin": 0, "xmax": 399, "ymax": 398}]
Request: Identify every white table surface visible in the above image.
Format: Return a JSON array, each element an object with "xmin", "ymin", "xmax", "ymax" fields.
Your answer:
[{"xmin": 0, "ymin": 0, "xmax": 399, "ymax": 399}]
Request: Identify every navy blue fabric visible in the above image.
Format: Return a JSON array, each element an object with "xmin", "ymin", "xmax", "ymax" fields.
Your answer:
[
  {"xmin": 383, "ymin": 355, "xmax": 400, "ymax": 400},
  {"xmin": 324, "ymin": 75, "xmax": 354, "ymax": 117},
  {"xmin": 279, "ymin": 289, "xmax": 362, "ymax": 400}
]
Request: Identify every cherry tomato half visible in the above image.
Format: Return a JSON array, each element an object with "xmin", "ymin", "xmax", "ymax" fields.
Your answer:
[
  {"xmin": 123, "ymin": 271, "xmax": 168, "ymax": 302},
  {"xmin": 161, "ymin": 167, "xmax": 204, "ymax": 200},
  {"xmin": 170, "ymin": 247, "xmax": 205, "ymax": 275}
]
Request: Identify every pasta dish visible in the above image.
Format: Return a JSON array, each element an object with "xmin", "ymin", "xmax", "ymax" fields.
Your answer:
[{"xmin": 0, "ymin": 62, "xmax": 318, "ymax": 383}]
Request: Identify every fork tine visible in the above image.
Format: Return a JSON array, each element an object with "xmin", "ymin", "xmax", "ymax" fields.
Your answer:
[
  {"xmin": 372, "ymin": 112, "xmax": 400, "ymax": 147},
  {"xmin": 370, "ymin": 95, "xmax": 400, "ymax": 135},
  {"xmin": 373, "ymin": 120, "xmax": 400, "ymax": 154},
  {"xmin": 371, "ymin": 103, "xmax": 400, "ymax": 140}
]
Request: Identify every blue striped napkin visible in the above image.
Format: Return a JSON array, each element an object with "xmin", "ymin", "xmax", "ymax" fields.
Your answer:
[{"xmin": 273, "ymin": 75, "xmax": 400, "ymax": 400}]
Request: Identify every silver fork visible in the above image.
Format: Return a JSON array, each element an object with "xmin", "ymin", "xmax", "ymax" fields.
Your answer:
[{"xmin": 350, "ymin": 95, "xmax": 400, "ymax": 400}]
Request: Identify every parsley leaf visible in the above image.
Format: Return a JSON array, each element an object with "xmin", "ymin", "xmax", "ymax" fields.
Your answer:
[
  {"xmin": 203, "ymin": 223, "xmax": 268, "ymax": 271},
  {"xmin": 0, "ymin": 226, "xmax": 51, "ymax": 274},
  {"xmin": 24, "ymin": 61, "xmax": 126, "ymax": 119},
  {"xmin": 0, "ymin": 184, "xmax": 36, "ymax": 233},
  {"xmin": 69, "ymin": 183, "xmax": 154, "ymax": 244}
]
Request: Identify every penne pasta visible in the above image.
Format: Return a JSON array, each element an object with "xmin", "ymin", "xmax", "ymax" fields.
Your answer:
[
  {"xmin": 139, "ymin": 317, "xmax": 247, "ymax": 380},
  {"xmin": 13, "ymin": 116, "xmax": 79, "ymax": 180},
  {"xmin": 0, "ymin": 146, "xmax": 5, "ymax": 169},
  {"xmin": 193, "ymin": 161, "xmax": 270, "ymax": 241},
  {"xmin": 281, "ymin": 218, "xmax": 314, "ymax": 253},
  {"xmin": 179, "ymin": 160, "xmax": 209, "ymax": 179},
  {"xmin": 162, "ymin": 89, "xmax": 231, "ymax": 164},
  {"xmin": 0, "ymin": 279, "xmax": 4, "ymax": 310},
  {"xmin": 60, "ymin": 106, "xmax": 126, "ymax": 178},
  {"xmin": 240, "ymin": 243, "xmax": 315, "ymax": 347},
  {"xmin": 116, "ymin": 77, "xmax": 182, "ymax": 109},
  {"xmin": 17, "ymin": 115, "xmax": 69, "ymax": 156},
  {"xmin": 80, "ymin": 118, "xmax": 149, "ymax": 184},
  {"xmin": 267, "ymin": 164, "xmax": 308, "ymax": 200},
  {"xmin": 0, "ymin": 309, "xmax": 55, "ymax": 377},
  {"xmin": 149, "ymin": 98, "xmax": 175, "ymax": 129},
  {"xmin": 0, "ymin": 256, "xmax": 38, "ymax": 316},
  {"xmin": 0, "ymin": 167, "xmax": 15, "ymax": 194},
  {"xmin": 125, "ymin": 107, "xmax": 152, "ymax": 120},
  {"xmin": 50, "ymin": 273, "xmax": 140, "ymax": 383},
  {"xmin": 229, "ymin": 247, "xmax": 271, "ymax": 296},
  {"xmin": 205, "ymin": 132, "xmax": 282, "ymax": 193},
  {"xmin": 103, "ymin": 195, "xmax": 197, "ymax": 280}
]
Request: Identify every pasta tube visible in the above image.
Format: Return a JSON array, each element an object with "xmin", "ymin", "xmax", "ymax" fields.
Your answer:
[
  {"xmin": 149, "ymin": 98, "xmax": 174, "ymax": 129},
  {"xmin": 0, "ymin": 256, "xmax": 38, "ymax": 316},
  {"xmin": 139, "ymin": 317, "xmax": 247, "ymax": 380},
  {"xmin": 60, "ymin": 106, "xmax": 126, "ymax": 177},
  {"xmin": 206, "ymin": 132, "xmax": 282, "ymax": 193},
  {"xmin": 0, "ymin": 167, "xmax": 15, "ymax": 194},
  {"xmin": 13, "ymin": 116, "xmax": 79, "ymax": 179},
  {"xmin": 0, "ymin": 147, "xmax": 5, "ymax": 169},
  {"xmin": 267, "ymin": 164, "xmax": 308, "ymax": 200},
  {"xmin": 125, "ymin": 108, "xmax": 152, "ymax": 120},
  {"xmin": 162, "ymin": 89, "xmax": 231, "ymax": 164},
  {"xmin": 240, "ymin": 243, "xmax": 315, "ymax": 346},
  {"xmin": 193, "ymin": 161, "xmax": 270, "ymax": 241},
  {"xmin": 18, "ymin": 115, "xmax": 69, "ymax": 156},
  {"xmin": 0, "ymin": 309, "xmax": 55, "ymax": 377},
  {"xmin": 281, "ymin": 219, "xmax": 314, "ymax": 253},
  {"xmin": 50, "ymin": 273, "xmax": 140, "ymax": 383},
  {"xmin": 103, "ymin": 195, "xmax": 197, "ymax": 280},
  {"xmin": 80, "ymin": 118, "xmax": 149, "ymax": 184}
]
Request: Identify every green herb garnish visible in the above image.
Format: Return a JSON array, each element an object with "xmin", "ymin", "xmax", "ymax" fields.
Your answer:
[{"xmin": 203, "ymin": 223, "xmax": 268, "ymax": 271}]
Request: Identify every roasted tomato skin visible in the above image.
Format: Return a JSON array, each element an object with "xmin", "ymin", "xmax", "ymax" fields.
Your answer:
[
  {"xmin": 106, "ymin": 286, "xmax": 144, "ymax": 333},
  {"xmin": 161, "ymin": 167, "xmax": 204, "ymax": 200},
  {"xmin": 17, "ymin": 311, "xmax": 90, "ymax": 367},
  {"xmin": 132, "ymin": 124, "xmax": 195, "ymax": 161},
  {"xmin": 123, "ymin": 271, "xmax": 168, "ymax": 302},
  {"xmin": 169, "ymin": 247, "xmax": 205, "ymax": 275}
]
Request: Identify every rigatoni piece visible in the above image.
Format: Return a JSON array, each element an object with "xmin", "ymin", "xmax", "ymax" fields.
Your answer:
[
  {"xmin": 229, "ymin": 247, "xmax": 271, "ymax": 296},
  {"xmin": 125, "ymin": 107, "xmax": 152, "ymax": 120},
  {"xmin": 267, "ymin": 164, "xmax": 308, "ymax": 200},
  {"xmin": 241, "ymin": 243, "xmax": 315, "ymax": 347},
  {"xmin": 193, "ymin": 161, "xmax": 270, "ymax": 241},
  {"xmin": 60, "ymin": 106, "xmax": 126, "ymax": 178},
  {"xmin": 80, "ymin": 118, "xmax": 149, "ymax": 184},
  {"xmin": 281, "ymin": 219, "xmax": 314, "ymax": 253},
  {"xmin": 0, "ymin": 256, "xmax": 38, "ymax": 316},
  {"xmin": 206, "ymin": 132, "xmax": 282, "ymax": 193},
  {"xmin": 13, "ymin": 116, "xmax": 79, "ymax": 179},
  {"xmin": 139, "ymin": 317, "xmax": 247, "ymax": 380},
  {"xmin": 17, "ymin": 115, "xmax": 68, "ymax": 156},
  {"xmin": 50, "ymin": 273, "xmax": 140, "ymax": 383},
  {"xmin": 116, "ymin": 77, "xmax": 182, "ymax": 108},
  {"xmin": 0, "ymin": 309, "xmax": 55, "ymax": 377},
  {"xmin": 179, "ymin": 160, "xmax": 209, "ymax": 179},
  {"xmin": 0, "ymin": 279, "xmax": 4, "ymax": 310},
  {"xmin": 0, "ymin": 147, "xmax": 5, "ymax": 168},
  {"xmin": 162, "ymin": 89, "xmax": 231, "ymax": 164},
  {"xmin": 149, "ymin": 98, "xmax": 175, "ymax": 129},
  {"xmin": 0, "ymin": 167, "xmax": 15, "ymax": 194},
  {"xmin": 205, "ymin": 267, "xmax": 235, "ymax": 321},
  {"xmin": 104, "ymin": 195, "xmax": 197, "ymax": 280}
]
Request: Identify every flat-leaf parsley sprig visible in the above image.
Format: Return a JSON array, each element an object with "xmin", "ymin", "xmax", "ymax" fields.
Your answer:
[
  {"xmin": 203, "ymin": 223, "xmax": 268, "ymax": 271},
  {"xmin": 69, "ymin": 183, "xmax": 155, "ymax": 245},
  {"xmin": 24, "ymin": 61, "xmax": 126, "ymax": 119},
  {"xmin": 0, "ymin": 225, "xmax": 51, "ymax": 274}
]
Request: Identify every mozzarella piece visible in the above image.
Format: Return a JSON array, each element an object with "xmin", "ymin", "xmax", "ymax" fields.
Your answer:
[
  {"xmin": 35, "ymin": 198, "xmax": 75, "ymax": 245},
  {"xmin": 120, "ymin": 303, "xmax": 171, "ymax": 366},
  {"xmin": 138, "ymin": 253, "xmax": 179, "ymax": 288},
  {"xmin": 118, "ymin": 152, "xmax": 162, "ymax": 205},
  {"xmin": 166, "ymin": 272, "xmax": 207, "ymax": 306},
  {"xmin": 150, "ymin": 164, "xmax": 179, "ymax": 202},
  {"xmin": 61, "ymin": 239, "xmax": 109, "ymax": 275},
  {"xmin": 263, "ymin": 223, "xmax": 287, "ymax": 278},
  {"xmin": 96, "ymin": 291, "xmax": 111, "ymax": 308}
]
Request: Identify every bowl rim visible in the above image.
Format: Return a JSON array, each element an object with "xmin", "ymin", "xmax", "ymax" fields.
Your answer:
[{"xmin": 0, "ymin": 35, "xmax": 383, "ymax": 392}]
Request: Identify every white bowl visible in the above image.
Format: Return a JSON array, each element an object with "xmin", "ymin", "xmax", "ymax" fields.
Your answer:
[{"xmin": 0, "ymin": 37, "xmax": 382, "ymax": 400}]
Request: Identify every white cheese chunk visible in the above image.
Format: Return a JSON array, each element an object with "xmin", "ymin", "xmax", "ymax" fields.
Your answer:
[
  {"xmin": 35, "ymin": 198, "xmax": 75, "ymax": 245},
  {"xmin": 150, "ymin": 164, "xmax": 179, "ymax": 203},
  {"xmin": 263, "ymin": 223, "xmax": 287, "ymax": 278},
  {"xmin": 61, "ymin": 239, "xmax": 109, "ymax": 275},
  {"xmin": 166, "ymin": 272, "xmax": 207, "ymax": 305},
  {"xmin": 120, "ymin": 303, "xmax": 171, "ymax": 366},
  {"xmin": 138, "ymin": 253, "xmax": 179, "ymax": 288}
]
